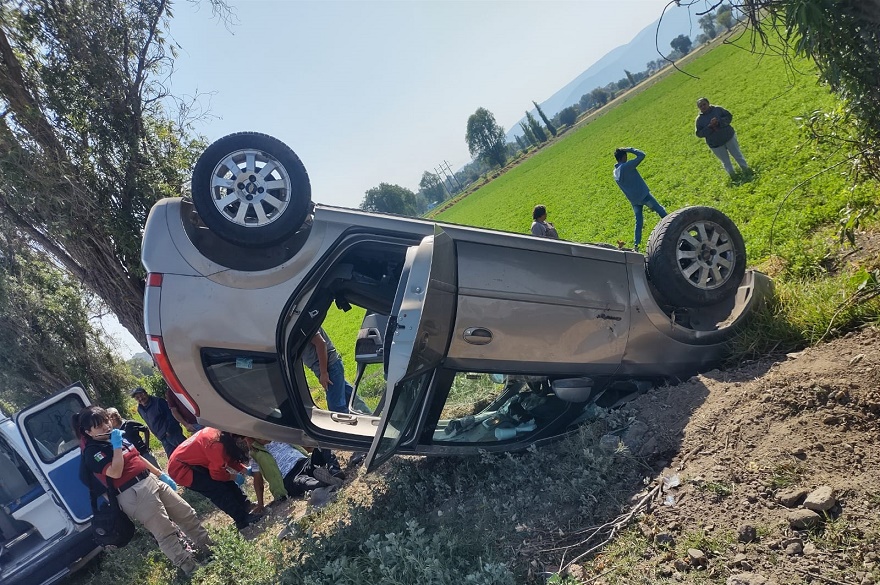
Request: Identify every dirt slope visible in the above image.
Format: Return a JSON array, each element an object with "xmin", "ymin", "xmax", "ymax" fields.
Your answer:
[{"xmin": 605, "ymin": 326, "xmax": 880, "ymax": 584}]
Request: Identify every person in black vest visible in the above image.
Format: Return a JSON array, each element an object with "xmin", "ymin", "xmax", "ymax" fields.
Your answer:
[{"xmin": 105, "ymin": 407, "xmax": 159, "ymax": 468}]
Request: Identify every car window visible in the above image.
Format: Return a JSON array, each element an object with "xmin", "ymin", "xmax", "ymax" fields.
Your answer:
[
  {"xmin": 202, "ymin": 349, "xmax": 297, "ymax": 425},
  {"xmin": 432, "ymin": 372, "xmax": 569, "ymax": 444},
  {"xmin": 21, "ymin": 393, "xmax": 84, "ymax": 463}
]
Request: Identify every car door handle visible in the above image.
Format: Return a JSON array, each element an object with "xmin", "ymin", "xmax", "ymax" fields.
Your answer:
[
  {"xmin": 463, "ymin": 327, "xmax": 493, "ymax": 345},
  {"xmin": 330, "ymin": 413, "xmax": 358, "ymax": 425}
]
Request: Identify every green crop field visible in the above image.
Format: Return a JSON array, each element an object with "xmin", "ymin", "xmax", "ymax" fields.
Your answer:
[
  {"xmin": 320, "ymin": 40, "xmax": 876, "ymax": 391},
  {"xmin": 434, "ymin": 42, "xmax": 872, "ymax": 265}
]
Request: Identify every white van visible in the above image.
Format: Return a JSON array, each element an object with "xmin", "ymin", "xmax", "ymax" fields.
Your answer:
[{"xmin": 0, "ymin": 384, "xmax": 101, "ymax": 585}]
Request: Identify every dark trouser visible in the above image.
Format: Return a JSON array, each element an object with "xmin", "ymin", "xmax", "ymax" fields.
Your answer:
[
  {"xmin": 160, "ymin": 432, "xmax": 186, "ymax": 457},
  {"xmin": 282, "ymin": 458, "xmax": 323, "ymax": 497},
  {"xmin": 188, "ymin": 465, "xmax": 250, "ymax": 528},
  {"xmin": 311, "ymin": 447, "xmax": 340, "ymax": 470}
]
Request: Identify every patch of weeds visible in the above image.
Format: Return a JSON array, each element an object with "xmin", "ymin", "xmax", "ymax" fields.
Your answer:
[
  {"xmin": 678, "ymin": 529, "xmax": 732, "ymax": 556},
  {"xmin": 809, "ymin": 515, "xmax": 859, "ymax": 550},
  {"xmin": 592, "ymin": 526, "xmax": 653, "ymax": 579},
  {"xmin": 697, "ymin": 480, "xmax": 733, "ymax": 499},
  {"xmin": 768, "ymin": 460, "xmax": 806, "ymax": 490},
  {"xmin": 198, "ymin": 527, "xmax": 285, "ymax": 585},
  {"xmin": 756, "ymin": 524, "xmax": 774, "ymax": 539},
  {"xmin": 867, "ymin": 492, "xmax": 880, "ymax": 507}
]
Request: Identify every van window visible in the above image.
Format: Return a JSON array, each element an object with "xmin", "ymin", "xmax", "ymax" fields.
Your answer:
[
  {"xmin": 0, "ymin": 437, "xmax": 38, "ymax": 504},
  {"xmin": 22, "ymin": 394, "xmax": 84, "ymax": 463},
  {"xmin": 202, "ymin": 348, "xmax": 297, "ymax": 425}
]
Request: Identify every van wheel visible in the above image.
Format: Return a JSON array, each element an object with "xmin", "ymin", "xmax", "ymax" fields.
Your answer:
[
  {"xmin": 191, "ymin": 132, "xmax": 312, "ymax": 247},
  {"xmin": 646, "ymin": 206, "xmax": 746, "ymax": 307}
]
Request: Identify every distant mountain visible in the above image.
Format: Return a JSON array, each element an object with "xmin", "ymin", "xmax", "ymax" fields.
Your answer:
[{"xmin": 506, "ymin": 6, "xmax": 698, "ymax": 141}]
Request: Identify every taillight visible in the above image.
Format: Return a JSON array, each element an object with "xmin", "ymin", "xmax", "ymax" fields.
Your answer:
[
  {"xmin": 148, "ymin": 335, "xmax": 200, "ymax": 417},
  {"xmin": 146, "ymin": 272, "xmax": 163, "ymax": 287}
]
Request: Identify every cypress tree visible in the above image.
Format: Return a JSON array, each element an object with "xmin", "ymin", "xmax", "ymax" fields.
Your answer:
[
  {"xmin": 533, "ymin": 101, "xmax": 557, "ymax": 137},
  {"xmin": 519, "ymin": 121, "xmax": 537, "ymax": 145},
  {"xmin": 525, "ymin": 111, "xmax": 547, "ymax": 143}
]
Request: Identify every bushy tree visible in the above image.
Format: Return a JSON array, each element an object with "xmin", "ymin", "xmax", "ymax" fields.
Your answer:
[
  {"xmin": 418, "ymin": 171, "xmax": 446, "ymax": 203},
  {"xmin": 465, "ymin": 107, "xmax": 507, "ymax": 168},
  {"xmin": 525, "ymin": 111, "xmax": 547, "ymax": 143},
  {"xmin": 360, "ymin": 183, "xmax": 420, "ymax": 216},
  {"xmin": 670, "ymin": 34, "xmax": 693, "ymax": 55},
  {"xmin": 590, "ymin": 87, "xmax": 610, "ymax": 106},
  {"xmin": 715, "ymin": 4, "xmax": 734, "ymax": 31},
  {"xmin": 0, "ymin": 228, "xmax": 133, "ymax": 412},
  {"xmin": 698, "ymin": 13, "xmax": 718, "ymax": 39},
  {"xmin": 558, "ymin": 106, "xmax": 578, "ymax": 127},
  {"xmin": 646, "ymin": 59, "xmax": 666, "ymax": 73},
  {"xmin": 579, "ymin": 93, "xmax": 594, "ymax": 111},
  {"xmin": 514, "ymin": 134, "xmax": 528, "ymax": 152},
  {"xmin": 0, "ymin": 1, "xmax": 224, "ymax": 347},
  {"xmin": 532, "ymin": 101, "xmax": 557, "ymax": 137}
]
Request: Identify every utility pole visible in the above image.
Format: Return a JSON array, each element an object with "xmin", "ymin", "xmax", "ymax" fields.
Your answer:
[
  {"xmin": 438, "ymin": 160, "xmax": 463, "ymax": 192},
  {"xmin": 434, "ymin": 165, "xmax": 451, "ymax": 197}
]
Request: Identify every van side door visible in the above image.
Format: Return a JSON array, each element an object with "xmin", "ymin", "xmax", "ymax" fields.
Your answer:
[{"xmin": 15, "ymin": 385, "xmax": 92, "ymax": 523}]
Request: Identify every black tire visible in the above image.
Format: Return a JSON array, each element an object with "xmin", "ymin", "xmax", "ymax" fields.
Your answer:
[
  {"xmin": 646, "ymin": 206, "xmax": 746, "ymax": 307},
  {"xmin": 191, "ymin": 132, "xmax": 311, "ymax": 248}
]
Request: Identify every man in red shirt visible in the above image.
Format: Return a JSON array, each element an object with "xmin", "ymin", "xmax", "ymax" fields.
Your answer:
[{"xmin": 168, "ymin": 427, "xmax": 262, "ymax": 530}]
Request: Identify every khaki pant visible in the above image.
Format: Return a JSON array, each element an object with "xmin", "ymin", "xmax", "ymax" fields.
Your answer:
[{"xmin": 117, "ymin": 474, "xmax": 210, "ymax": 572}]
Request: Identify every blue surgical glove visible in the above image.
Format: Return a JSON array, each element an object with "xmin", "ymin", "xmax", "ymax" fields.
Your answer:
[
  {"xmin": 109, "ymin": 429, "xmax": 124, "ymax": 449},
  {"xmin": 234, "ymin": 472, "xmax": 245, "ymax": 487},
  {"xmin": 244, "ymin": 466, "xmax": 254, "ymax": 477},
  {"xmin": 159, "ymin": 473, "xmax": 177, "ymax": 491}
]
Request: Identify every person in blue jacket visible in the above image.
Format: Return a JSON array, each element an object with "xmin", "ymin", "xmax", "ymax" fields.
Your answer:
[
  {"xmin": 132, "ymin": 387, "xmax": 186, "ymax": 457},
  {"xmin": 613, "ymin": 147, "xmax": 668, "ymax": 252}
]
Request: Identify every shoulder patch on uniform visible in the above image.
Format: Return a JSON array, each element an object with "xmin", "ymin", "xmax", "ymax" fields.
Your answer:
[{"xmin": 94, "ymin": 452, "xmax": 106, "ymax": 462}]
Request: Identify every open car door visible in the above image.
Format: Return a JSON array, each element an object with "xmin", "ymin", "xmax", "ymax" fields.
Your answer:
[
  {"xmin": 363, "ymin": 230, "xmax": 456, "ymax": 471},
  {"xmin": 15, "ymin": 384, "xmax": 92, "ymax": 523}
]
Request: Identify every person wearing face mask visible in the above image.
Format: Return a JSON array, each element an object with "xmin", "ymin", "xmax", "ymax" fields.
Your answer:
[
  {"xmin": 167, "ymin": 427, "xmax": 263, "ymax": 530},
  {"xmin": 74, "ymin": 406, "xmax": 211, "ymax": 576}
]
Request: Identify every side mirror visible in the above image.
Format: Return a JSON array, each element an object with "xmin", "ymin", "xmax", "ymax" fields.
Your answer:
[{"xmin": 552, "ymin": 377, "xmax": 594, "ymax": 403}]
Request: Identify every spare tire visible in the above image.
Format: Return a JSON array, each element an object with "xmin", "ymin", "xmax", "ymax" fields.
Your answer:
[
  {"xmin": 646, "ymin": 206, "xmax": 746, "ymax": 307},
  {"xmin": 191, "ymin": 132, "xmax": 311, "ymax": 248}
]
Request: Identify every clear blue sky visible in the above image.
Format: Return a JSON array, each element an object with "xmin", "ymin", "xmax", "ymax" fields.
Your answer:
[
  {"xmin": 166, "ymin": 0, "xmax": 679, "ymax": 209},
  {"xmin": 111, "ymin": 0, "xmax": 683, "ymax": 358}
]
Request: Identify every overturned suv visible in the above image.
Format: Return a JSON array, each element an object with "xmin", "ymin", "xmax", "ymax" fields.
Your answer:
[{"xmin": 142, "ymin": 132, "xmax": 770, "ymax": 471}]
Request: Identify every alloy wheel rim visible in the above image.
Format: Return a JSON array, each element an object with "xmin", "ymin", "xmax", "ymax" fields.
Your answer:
[
  {"xmin": 209, "ymin": 149, "xmax": 291, "ymax": 227},
  {"xmin": 675, "ymin": 220, "xmax": 736, "ymax": 290}
]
